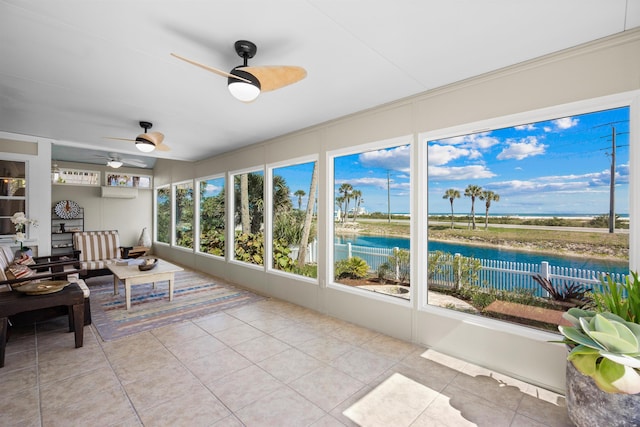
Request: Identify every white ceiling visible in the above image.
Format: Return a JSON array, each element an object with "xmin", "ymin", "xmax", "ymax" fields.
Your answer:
[{"xmin": 1, "ymin": 1, "xmax": 638, "ymax": 167}]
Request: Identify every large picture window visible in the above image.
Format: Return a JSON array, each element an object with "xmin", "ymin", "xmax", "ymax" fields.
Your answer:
[
  {"xmin": 425, "ymin": 106, "xmax": 630, "ymax": 331},
  {"xmin": 270, "ymin": 160, "xmax": 318, "ymax": 278},
  {"xmin": 174, "ymin": 181, "xmax": 194, "ymax": 249},
  {"xmin": 198, "ymin": 176, "xmax": 225, "ymax": 256},
  {"xmin": 232, "ymin": 170, "xmax": 264, "ymax": 265},
  {"xmin": 155, "ymin": 186, "xmax": 171, "ymax": 244},
  {"xmin": 332, "ymin": 141, "xmax": 411, "ymax": 299}
]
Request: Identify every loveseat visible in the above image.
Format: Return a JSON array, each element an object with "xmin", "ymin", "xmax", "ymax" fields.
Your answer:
[{"xmin": 72, "ymin": 230, "xmax": 123, "ymax": 278}]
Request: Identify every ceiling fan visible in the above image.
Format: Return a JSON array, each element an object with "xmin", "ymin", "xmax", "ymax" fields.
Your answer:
[
  {"xmin": 94, "ymin": 153, "xmax": 148, "ymax": 169},
  {"xmin": 106, "ymin": 121, "xmax": 170, "ymax": 153},
  {"xmin": 171, "ymin": 40, "xmax": 307, "ymax": 102}
]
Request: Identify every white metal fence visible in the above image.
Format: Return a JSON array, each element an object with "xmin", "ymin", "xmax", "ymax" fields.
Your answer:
[{"xmin": 335, "ymin": 243, "xmax": 626, "ymax": 297}]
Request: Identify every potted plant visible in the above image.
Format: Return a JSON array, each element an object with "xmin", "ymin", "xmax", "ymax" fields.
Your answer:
[{"xmin": 558, "ymin": 271, "xmax": 640, "ymax": 426}]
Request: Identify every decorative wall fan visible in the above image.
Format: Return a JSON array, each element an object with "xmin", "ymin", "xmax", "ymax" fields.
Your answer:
[
  {"xmin": 171, "ymin": 40, "xmax": 307, "ymax": 102},
  {"xmin": 94, "ymin": 153, "xmax": 148, "ymax": 169},
  {"xmin": 106, "ymin": 121, "xmax": 170, "ymax": 153}
]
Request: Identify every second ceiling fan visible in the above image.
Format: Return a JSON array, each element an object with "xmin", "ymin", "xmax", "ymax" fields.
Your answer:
[{"xmin": 171, "ymin": 40, "xmax": 307, "ymax": 102}]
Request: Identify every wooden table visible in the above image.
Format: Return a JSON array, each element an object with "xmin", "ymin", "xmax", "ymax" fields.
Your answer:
[
  {"xmin": 0, "ymin": 282, "xmax": 85, "ymax": 368},
  {"xmin": 108, "ymin": 259, "xmax": 183, "ymax": 310}
]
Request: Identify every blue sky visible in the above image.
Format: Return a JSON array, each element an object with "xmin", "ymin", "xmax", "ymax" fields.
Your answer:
[
  {"xmin": 428, "ymin": 106, "xmax": 629, "ymax": 215},
  {"xmin": 200, "ymin": 105, "xmax": 629, "ymax": 217}
]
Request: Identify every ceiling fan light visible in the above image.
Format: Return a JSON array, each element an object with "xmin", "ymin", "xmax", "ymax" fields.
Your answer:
[
  {"xmin": 135, "ymin": 136, "xmax": 156, "ymax": 153},
  {"xmin": 107, "ymin": 160, "xmax": 123, "ymax": 169},
  {"xmin": 228, "ymin": 68, "xmax": 261, "ymax": 102}
]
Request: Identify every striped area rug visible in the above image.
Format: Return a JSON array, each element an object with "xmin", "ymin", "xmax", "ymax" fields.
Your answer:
[{"xmin": 88, "ymin": 268, "xmax": 264, "ymax": 341}]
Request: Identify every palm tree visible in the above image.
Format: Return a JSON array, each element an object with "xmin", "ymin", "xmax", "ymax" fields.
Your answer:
[
  {"xmin": 442, "ymin": 189, "xmax": 460, "ymax": 229},
  {"xmin": 240, "ymin": 173, "xmax": 250, "ymax": 234},
  {"xmin": 338, "ymin": 183, "xmax": 353, "ymax": 223},
  {"xmin": 298, "ymin": 162, "xmax": 317, "ymax": 268},
  {"xmin": 464, "ymin": 184, "xmax": 483, "ymax": 230},
  {"xmin": 294, "ymin": 189, "xmax": 306, "ymax": 211},
  {"xmin": 479, "ymin": 190, "xmax": 500, "ymax": 230},
  {"xmin": 351, "ymin": 189, "xmax": 363, "ymax": 222}
]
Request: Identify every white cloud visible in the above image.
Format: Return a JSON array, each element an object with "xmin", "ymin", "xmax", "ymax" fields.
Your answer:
[
  {"xmin": 359, "ymin": 145, "xmax": 410, "ymax": 172},
  {"xmin": 552, "ymin": 117, "xmax": 579, "ymax": 130},
  {"xmin": 496, "ymin": 136, "xmax": 547, "ymax": 160},
  {"xmin": 336, "ymin": 176, "xmax": 410, "ymax": 190},
  {"xmin": 428, "ymin": 165, "xmax": 496, "ymax": 180},
  {"xmin": 515, "ymin": 124, "xmax": 536, "ymax": 131},
  {"xmin": 428, "ymin": 144, "xmax": 471, "ymax": 166},
  {"xmin": 204, "ymin": 183, "xmax": 222, "ymax": 194}
]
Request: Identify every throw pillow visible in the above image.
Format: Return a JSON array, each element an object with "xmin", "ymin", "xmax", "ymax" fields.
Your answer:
[
  {"xmin": 6, "ymin": 263, "xmax": 35, "ymax": 283},
  {"xmin": 15, "ymin": 254, "xmax": 36, "ymax": 266}
]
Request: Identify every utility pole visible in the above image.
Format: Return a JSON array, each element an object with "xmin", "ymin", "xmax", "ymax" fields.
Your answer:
[
  {"xmin": 608, "ymin": 126, "xmax": 616, "ymax": 233},
  {"xmin": 387, "ymin": 170, "xmax": 391, "ymax": 223}
]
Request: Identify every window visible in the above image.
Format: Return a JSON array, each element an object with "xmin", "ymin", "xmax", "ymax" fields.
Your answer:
[
  {"xmin": 232, "ymin": 170, "xmax": 264, "ymax": 265},
  {"xmin": 155, "ymin": 186, "xmax": 171, "ymax": 244},
  {"xmin": 105, "ymin": 173, "xmax": 151, "ymax": 188},
  {"xmin": 52, "ymin": 167, "xmax": 100, "ymax": 186},
  {"xmin": 174, "ymin": 181, "xmax": 194, "ymax": 249},
  {"xmin": 0, "ymin": 160, "xmax": 27, "ymax": 237},
  {"xmin": 270, "ymin": 160, "xmax": 318, "ymax": 278},
  {"xmin": 332, "ymin": 141, "xmax": 411, "ymax": 299},
  {"xmin": 198, "ymin": 176, "xmax": 225, "ymax": 256},
  {"xmin": 425, "ymin": 106, "xmax": 630, "ymax": 331}
]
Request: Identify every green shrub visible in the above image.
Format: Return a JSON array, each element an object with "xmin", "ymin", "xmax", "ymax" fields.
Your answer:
[
  {"xmin": 377, "ymin": 262, "xmax": 393, "ymax": 284},
  {"xmin": 335, "ymin": 257, "xmax": 369, "ymax": 279},
  {"xmin": 234, "ymin": 232, "xmax": 264, "ymax": 265}
]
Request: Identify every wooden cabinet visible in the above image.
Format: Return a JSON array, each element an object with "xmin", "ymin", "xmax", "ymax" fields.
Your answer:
[{"xmin": 51, "ymin": 206, "xmax": 84, "ymax": 255}]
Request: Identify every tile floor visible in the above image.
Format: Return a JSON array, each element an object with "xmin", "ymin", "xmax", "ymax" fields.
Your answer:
[{"xmin": 1, "ymin": 297, "xmax": 573, "ymax": 426}]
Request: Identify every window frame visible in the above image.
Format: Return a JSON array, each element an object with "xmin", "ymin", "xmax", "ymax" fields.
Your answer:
[
  {"xmin": 172, "ymin": 179, "xmax": 195, "ymax": 251},
  {"xmin": 266, "ymin": 154, "xmax": 319, "ymax": 283},
  {"xmin": 417, "ymin": 90, "xmax": 640, "ymax": 337},
  {"xmin": 154, "ymin": 184, "xmax": 171, "ymax": 246},
  {"xmin": 195, "ymin": 173, "xmax": 226, "ymax": 259},
  {"xmin": 228, "ymin": 166, "xmax": 266, "ymax": 269},
  {"xmin": 326, "ymin": 134, "xmax": 414, "ymax": 304}
]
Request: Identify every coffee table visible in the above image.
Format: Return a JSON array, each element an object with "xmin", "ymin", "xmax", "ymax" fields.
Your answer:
[{"xmin": 108, "ymin": 259, "xmax": 183, "ymax": 310}]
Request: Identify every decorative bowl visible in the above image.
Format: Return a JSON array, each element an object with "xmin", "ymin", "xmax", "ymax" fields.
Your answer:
[{"xmin": 138, "ymin": 258, "xmax": 158, "ymax": 271}]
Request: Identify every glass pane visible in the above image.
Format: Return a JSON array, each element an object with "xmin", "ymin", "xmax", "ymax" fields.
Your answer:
[
  {"xmin": 426, "ymin": 106, "xmax": 630, "ymax": 331},
  {"xmin": 272, "ymin": 161, "xmax": 318, "ymax": 278},
  {"xmin": 175, "ymin": 182, "xmax": 194, "ymax": 249},
  {"xmin": 0, "ymin": 160, "xmax": 25, "ymax": 178},
  {"xmin": 333, "ymin": 145, "xmax": 411, "ymax": 299},
  {"xmin": 199, "ymin": 177, "xmax": 225, "ymax": 256},
  {"xmin": 0, "ymin": 178, "xmax": 25, "ymax": 197},
  {"xmin": 233, "ymin": 171, "xmax": 264, "ymax": 265},
  {"xmin": 0, "ymin": 200, "xmax": 26, "ymax": 216},
  {"xmin": 156, "ymin": 187, "xmax": 171, "ymax": 244}
]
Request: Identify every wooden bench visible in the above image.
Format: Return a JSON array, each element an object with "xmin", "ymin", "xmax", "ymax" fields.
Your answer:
[
  {"xmin": 484, "ymin": 300, "xmax": 572, "ymax": 327},
  {"xmin": 1, "ymin": 282, "xmax": 85, "ymax": 367}
]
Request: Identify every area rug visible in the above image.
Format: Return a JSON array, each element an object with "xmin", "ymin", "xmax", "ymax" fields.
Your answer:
[{"xmin": 88, "ymin": 268, "xmax": 264, "ymax": 341}]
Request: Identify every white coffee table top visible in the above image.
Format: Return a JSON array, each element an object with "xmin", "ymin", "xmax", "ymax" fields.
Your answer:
[{"xmin": 108, "ymin": 259, "xmax": 183, "ymax": 280}]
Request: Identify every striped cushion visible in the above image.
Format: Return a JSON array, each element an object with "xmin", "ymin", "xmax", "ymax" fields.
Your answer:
[
  {"xmin": 73, "ymin": 231, "xmax": 121, "ymax": 262},
  {"xmin": 78, "ymin": 259, "xmax": 119, "ymax": 271}
]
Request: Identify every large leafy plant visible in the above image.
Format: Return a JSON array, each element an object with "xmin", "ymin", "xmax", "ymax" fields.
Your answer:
[{"xmin": 558, "ymin": 272, "xmax": 640, "ymax": 394}]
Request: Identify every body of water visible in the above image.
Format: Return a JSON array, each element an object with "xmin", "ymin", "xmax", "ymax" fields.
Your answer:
[{"xmin": 335, "ymin": 234, "xmax": 627, "ymax": 275}]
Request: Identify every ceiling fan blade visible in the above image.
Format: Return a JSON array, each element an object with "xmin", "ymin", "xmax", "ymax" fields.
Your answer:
[
  {"xmin": 104, "ymin": 137, "xmax": 135, "ymax": 142},
  {"xmin": 155, "ymin": 143, "xmax": 171, "ymax": 152},
  {"xmin": 171, "ymin": 53, "xmax": 251, "ymax": 83},
  {"xmin": 122, "ymin": 159, "xmax": 148, "ymax": 168},
  {"xmin": 241, "ymin": 66, "xmax": 307, "ymax": 92}
]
